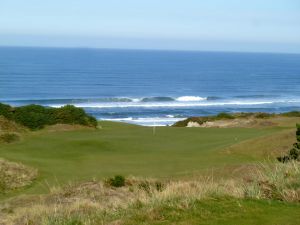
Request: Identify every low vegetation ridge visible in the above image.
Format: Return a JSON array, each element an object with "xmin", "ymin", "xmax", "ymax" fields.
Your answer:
[
  {"xmin": 173, "ymin": 111, "xmax": 300, "ymax": 127},
  {"xmin": 0, "ymin": 103, "xmax": 97, "ymax": 130}
]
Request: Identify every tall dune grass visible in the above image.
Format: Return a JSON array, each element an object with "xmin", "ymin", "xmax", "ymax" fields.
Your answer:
[
  {"xmin": 244, "ymin": 161, "xmax": 300, "ymax": 202},
  {"xmin": 1, "ymin": 162, "xmax": 299, "ymax": 225}
]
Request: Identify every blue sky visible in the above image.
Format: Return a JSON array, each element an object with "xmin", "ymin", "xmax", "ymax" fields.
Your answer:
[{"xmin": 0, "ymin": 0, "xmax": 300, "ymax": 53}]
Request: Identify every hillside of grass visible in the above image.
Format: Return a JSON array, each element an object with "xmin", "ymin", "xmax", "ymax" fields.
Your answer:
[{"xmin": 0, "ymin": 115, "xmax": 300, "ymax": 224}]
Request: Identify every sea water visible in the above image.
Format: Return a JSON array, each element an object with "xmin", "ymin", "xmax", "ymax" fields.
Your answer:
[{"xmin": 1, "ymin": 47, "xmax": 300, "ymax": 126}]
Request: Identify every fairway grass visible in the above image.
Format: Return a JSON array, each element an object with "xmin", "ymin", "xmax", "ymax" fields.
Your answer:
[{"xmin": 0, "ymin": 121, "xmax": 291, "ymax": 195}]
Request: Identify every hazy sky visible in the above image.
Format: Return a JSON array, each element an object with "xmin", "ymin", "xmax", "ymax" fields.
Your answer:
[{"xmin": 0, "ymin": 0, "xmax": 300, "ymax": 53}]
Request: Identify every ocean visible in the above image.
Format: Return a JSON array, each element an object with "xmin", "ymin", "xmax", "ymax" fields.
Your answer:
[{"xmin": 1, "ymin": 47, "xmax": 300, "ymax": 126}]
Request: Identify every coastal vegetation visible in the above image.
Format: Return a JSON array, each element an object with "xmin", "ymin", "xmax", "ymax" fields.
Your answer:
[
  {"xmin": 107, "ymin": 175, "xmax": 126, "ymax": 187},
  {"xmin": 0, "ymin": 103, "xmax": 97, "ymax": 130},
  {"xmin": 0, "ymin": 109, "xmax": 300, "ymax": 224},
  {"xmin": 0, "ymin": 158, "xmax": 37, "ymax": 194},
  {"xmin": 173, "ymin": 111, "xmax": 300, "ymax": 127},
  {"xmin": 277, "ymin": 124, "xmax": 300, "ymax": 162}
]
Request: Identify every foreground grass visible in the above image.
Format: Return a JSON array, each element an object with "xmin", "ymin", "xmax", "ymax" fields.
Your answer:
[
  {"xmin": 108, "ymin": 198, "xmax": 300, "ymax": 225},
  {"xmin": 1, "ymin": 162, "xmax": 300, "ymax": 225},
  {"xmin": 32, "ymin": 199, "xmax": 300, "ymax": 225}
]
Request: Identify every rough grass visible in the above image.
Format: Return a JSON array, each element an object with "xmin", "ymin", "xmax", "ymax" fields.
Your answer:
[
  {"xmin": 244, "ymin": 161, "xmax": 300, "ymax": 202},
  {"xmin": 1, "ymin": 162, "xmax": 300, "ymax": 225},
  {"xmin": 0, "ymin": 116, "xmax": 27, "ymax": 133},
  {"xmin": 0, "ymin": 158, "xmax": 38, "ymax": 193},
  {"xmin": 0, "ymin": 116, "xmax": 27, "ymax": 145}
]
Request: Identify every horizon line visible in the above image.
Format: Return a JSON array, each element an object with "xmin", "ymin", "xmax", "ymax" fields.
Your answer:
[{"xmin": 1, "ymin": 45, "xmax": 300, "ymax": 56}]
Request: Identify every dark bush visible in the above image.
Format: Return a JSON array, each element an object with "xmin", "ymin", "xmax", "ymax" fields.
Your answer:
[
  {"xmin": 54, "ymin": 105, "xmax": 97, "ymax": 127},
  {"xmin": 0, "ymin": 103, "xmax": 97, "ymax": 130},
  {"xmin": 13, "ymin": 104, "xmax": 55, "ymax": 130},
  {"xmin": 254, "ymin": 112, "xmax": 273, "ymax": 119},
  {"xmin": 0, "ymin": 103, "xmax": 13, "ymax": 119},
  {"xmin": 278, "ymin": 124, "xmax": 300, "ymax": 163},
  {"xmin": 216, "ymin": 112, "xmax": 234, "ymax": 120},
  {"xmin": 107, "ymin": 175, "xmax": 125, "ymax": 188}
]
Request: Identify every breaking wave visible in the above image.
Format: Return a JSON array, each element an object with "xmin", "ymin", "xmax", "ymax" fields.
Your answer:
[
  {"xmin": 5, "ymin": 95, "xmax": 209, "ymax": 105},
  {"xmin": 4, "ymin": 96, "xmax": 300, "ymax": 110}
]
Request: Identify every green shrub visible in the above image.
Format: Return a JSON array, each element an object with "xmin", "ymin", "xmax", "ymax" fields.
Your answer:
[
  {"xmin": 52, "ymin": 105, "xmax": 97, "ymax": 128},
  {"xmin": 234, "ymin": 112, "xmax": 254, "ymax": 118},
  {"xmin": 216, "ymin": 112, "xmax": 234, "ymax": 120},
  {"xmin": 55, "ymin": 105, "xmax": 85, "ymax": 125},
  {"xmin": 0, "ymin": 103, "xmax": 13, "ymax": 119},
  {"xmin": 0, "ymin": 103, "xmax": 97, "ymax": 130},
  {"xmin": 0, "ymin": 133, "xmax": 20, "ymax": 143},
  {"xmin": 13, "ymin": 104, "xmax": 55, "ymax": 130},
  {"xmin": 254, "ymin": 112, "xmax": 273, "ymax": 119},
  {"xmin": 107, "ymin": 175, "xmax": 125, "ymax": 188},
  {"xmin": 277, "ymin": 124, "xmax": 300, "ymax": 162},
  {"xmin": 281, "ymin": 111, "xmax": 300, "ymax": 117}
]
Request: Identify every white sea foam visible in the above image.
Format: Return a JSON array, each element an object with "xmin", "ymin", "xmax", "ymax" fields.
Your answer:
[
  {"xmin": 102, "ymin": 117, "xmax": 134, "ymax": 121},
  {"xmin": 176, "ymin": 96, "xmax": 207, "ymax": 102},
  {"xmin": 132, "ymin": 98, "xmax": 140, "ymax": 102},
  {"xmin": 49, "ymin": 99, "xmax": 297, "ymax": 109},
  {"xmin": 100, "ymin": 117, "xmax": 184, "ymax": 126},
  {"xmin": 166, "ymin": 115, "xmax": 175, "ymax": 118}
]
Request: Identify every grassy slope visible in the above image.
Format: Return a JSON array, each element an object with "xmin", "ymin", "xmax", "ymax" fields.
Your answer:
[
  {"xmin": 1, "ymin": 119, "xmax": 300, "ymax": 224},
  {"xmin": 0, "ymin": 120, "xmax": 292, "ymax": 196}
]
